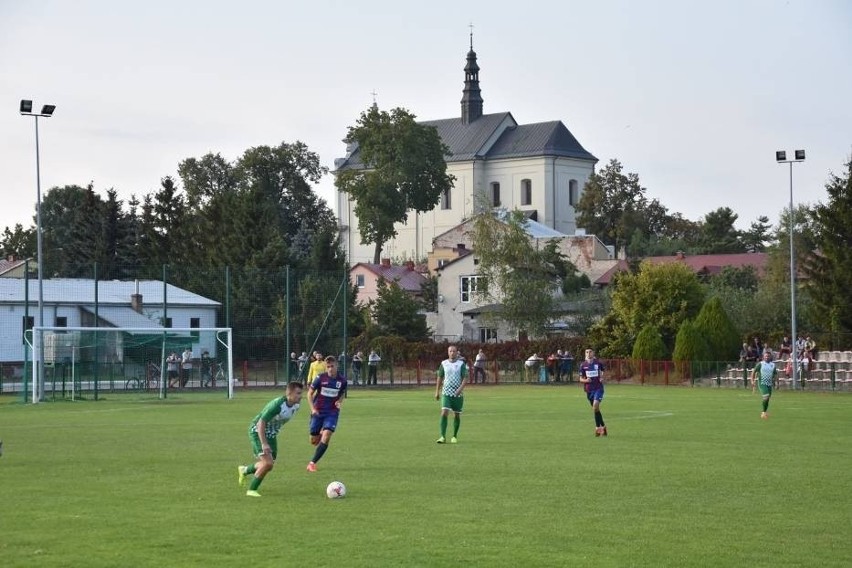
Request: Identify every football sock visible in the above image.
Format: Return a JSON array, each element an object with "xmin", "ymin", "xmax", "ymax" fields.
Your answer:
[
  {"xmin": 249, "ymin": 477, "xmax": 262, "ymax": 490},
  {"xmin": 453, "ymin": 416, "xmax": 460, "ymax": 436},
  {"xmin": 440, "ymin": 415, "xmax": 448, "ymax": 436},
  {"xmin": 311, "ymin": 442, "xmax": 328, "ymax": 464},
  {"xmin": 594, "ymin": 411, "xmax": 603, "ymax": 427},
  {"xmin": 762, "ymin": 399, "xmax": 769, "ymax": 412}
]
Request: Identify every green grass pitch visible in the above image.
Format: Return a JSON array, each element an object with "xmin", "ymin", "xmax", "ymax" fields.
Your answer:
[{"xmin": 0, "ymin": 385, "xmax": 850, "ymax": 567}]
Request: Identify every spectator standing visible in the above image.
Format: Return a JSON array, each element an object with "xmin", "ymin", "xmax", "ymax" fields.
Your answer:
[
  {"xmin": 559, "ymin": 350, "xmax": 574, "ymax": 382},
  {"xmin": 306, "ymin": 352, "xmax": 326, "ymax": 385},
  {"xmin": 778, "ymin": 337, "xmax": 792, "ymax": 360},
  {"xmin": 367, "ymin": 349, "xmax": 381, "ymax": 385},
  {"xmin": 473, "ymin": 349, "xmax": 487, "ymax": 384},
  {"xmin": 751, "ymin": 337, "xmax": 764, "ymax": 358},
  {"xmin": 546, "ymin": 353, "xmax": 559, "ymax": 383},
  {"xmin": 351, "ymin": 351, "xmax": 363, "ymax": 385},
  {"xmin": 166, "ymin": 352, "xmax": 180, "ymax": 388},
  {"xmin": 181, "ymin": 347, "xmax": 193, "ymax": 387},
  {"xmin": 201, "ymin": 350, "xmax": 212, "ymax": 387},
  {"xmin": 524, "ymin": 353, "xmax": 542, "ymax": 382},
  {"xmin": 805, "ymin": 336, "xmax": 817, "ymax": 360}
]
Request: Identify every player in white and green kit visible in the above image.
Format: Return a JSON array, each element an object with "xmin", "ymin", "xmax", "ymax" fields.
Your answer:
[
  {"xmin": 237, "ymin": 381, "xmax": 303, "ymax": 497},
  {"xmin": 435, "ymin": 345, "xmax": 468, "ymax": 444},
  {"xmin": 751, "ymin": 350, "xmax": 777, "ymax": 419}
]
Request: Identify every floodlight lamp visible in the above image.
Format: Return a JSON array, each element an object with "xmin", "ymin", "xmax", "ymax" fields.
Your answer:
[
  {"xmin": 775, "ymin": 151, "xmax": 786, "ymax": 162},
  {"xmin": 41, "ymin": 105, "xmax": 56, "ymax": 116},
  {"xmin": 794, "ymin": 149, "xmax": 805, "ymax": 161},
  {"xmin": 20, "ymin": 99, "xmax": 33, "ymax": 114}
]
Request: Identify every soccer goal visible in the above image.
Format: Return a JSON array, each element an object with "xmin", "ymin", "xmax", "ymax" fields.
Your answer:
[{"xmin": 26, "ymin": 327, "xmax": 234, "ymax": 403}]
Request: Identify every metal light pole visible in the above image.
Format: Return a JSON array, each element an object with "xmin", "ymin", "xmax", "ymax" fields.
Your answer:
[
  {"xmin": 20, "ymin": 99, "xmax": 56, "ymax": 402},
  {"xmin": 775, "ymin": 149, "xmax": 805, "ymax": 390}
]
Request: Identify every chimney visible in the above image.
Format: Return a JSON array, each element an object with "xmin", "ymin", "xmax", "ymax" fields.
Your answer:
[
  {"xmin": 131, "ymin": 280, "xmax": 143, "ymax": 313},
  {"xmin": 6, "ymin": 254, "xmax": 15, "ymax": 262},
  {"xmin": 405, "ymin": 260, "xmax": 415, "ymax": 271},
  {"xmin": 380, "ymin": 258, "xmax": 391, "ymax": 267},
  {"xmin": 675, "ymin": 251, "xmax": 686, "ymax": 260}
]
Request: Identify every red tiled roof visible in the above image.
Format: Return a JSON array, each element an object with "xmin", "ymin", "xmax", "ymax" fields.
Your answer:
[
  {"xmin": 595, "ymin": 252, "xmax": 769, "ymax": 286},
  {"xmin": 351, "ymin": 263, "xmax": 428, "ymax": 293}
]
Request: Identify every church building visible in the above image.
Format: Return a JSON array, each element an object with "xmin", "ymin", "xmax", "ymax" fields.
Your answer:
[{"xmin": 335, "ymin": 39, "xmax": 598, "ymax": 264}]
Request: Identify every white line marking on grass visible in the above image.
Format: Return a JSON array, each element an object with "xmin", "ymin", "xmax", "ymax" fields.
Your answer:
[{"xmin": 620, "ymin": 411, "xmax": 674, "ymax": 420}]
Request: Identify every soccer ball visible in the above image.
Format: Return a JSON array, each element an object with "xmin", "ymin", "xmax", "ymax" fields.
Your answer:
[{"xmin": 326, "ymin": 481, "xmax": 346, "ymax": 499}]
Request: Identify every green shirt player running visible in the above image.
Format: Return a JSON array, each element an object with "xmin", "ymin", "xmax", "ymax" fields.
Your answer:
[
  {"xmin": 237, "ymin": 381, "xmax": 303, "ymax": 497},
  {"xmin": 435, "ymin": 345, "xmax": 468, "ymax": 444},
  {"xmin": 751, "ymin": 350, "xmax": 778, "ymax": 419}
]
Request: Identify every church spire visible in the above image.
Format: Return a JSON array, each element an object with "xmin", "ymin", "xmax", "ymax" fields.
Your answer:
[{"xmin": 460, "ymin": 25, "xmax": 483, "ymax": 124}]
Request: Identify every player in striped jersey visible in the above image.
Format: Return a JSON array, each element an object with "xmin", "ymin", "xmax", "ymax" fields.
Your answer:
[
  {"xmin": 238, "ymin": 381, "xmax": 303, "ymax": 497},
  {"xmin": 751, "ymin": 350, "xmax": 778, "ymax": 419},
  {"xmin": 435, "ymin": 345, "xmax": 468, "ymax": 444}
]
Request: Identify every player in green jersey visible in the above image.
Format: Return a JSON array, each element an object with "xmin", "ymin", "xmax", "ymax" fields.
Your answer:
[
  {"xmin": 751, "ymin": 350, "xmax": 778, "ymax": 419},
  {"xmin": 238, "ymin": 381, "xmax": 303, "ymax": 497},
  {"xmin": 435, "ymin": 345, "xmax": 468, "ymax": 444}
]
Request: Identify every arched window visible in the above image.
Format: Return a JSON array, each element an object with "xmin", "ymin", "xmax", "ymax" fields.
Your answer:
[
  {"xmin": 521, "ymin": 179, "xmax": 532, "ymax": 206},
  {"xmin": 490, "ymin": 182, "xmax": 501, "ymax": 207},
  {"xmin": 569, "ymin": 179, "xmax": 579, "ymax": 206}
]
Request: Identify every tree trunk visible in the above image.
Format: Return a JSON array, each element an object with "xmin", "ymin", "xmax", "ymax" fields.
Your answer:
[{"xmin": 373, "ymin": 242, "xmax": 384, "ymax": 264}]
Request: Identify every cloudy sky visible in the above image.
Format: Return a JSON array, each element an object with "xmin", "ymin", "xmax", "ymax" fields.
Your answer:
[{"xmin": 2, "ymin": 0, "xmax": 850, "ymax": 236}]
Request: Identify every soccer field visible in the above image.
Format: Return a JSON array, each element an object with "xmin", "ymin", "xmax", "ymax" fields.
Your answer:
[{"xmin": 0, "ymin": 385, "xmax": 849, "ymax": 567}]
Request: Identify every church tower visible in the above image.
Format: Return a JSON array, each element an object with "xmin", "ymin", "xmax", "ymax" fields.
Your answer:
[{"xmin": 460, "ymin": 31, "xmax": 484, "ymax": 124}]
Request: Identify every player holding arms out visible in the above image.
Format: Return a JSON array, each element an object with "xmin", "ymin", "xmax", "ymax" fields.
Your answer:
[
  {"xmin": 435, "ymin": 345, "xmax": 468, "ymax": 444},
  {"xmin": 579, "ymin": 348, "xmax": 607, "ymax": 436},
  {"xmin": 751, "ymin": 349, "xmax": 778, "ymax": 419},
  {"xmin": 238, "ymin": 381, "xmax": 304, "ymax": 497},
  {"xmin": 306, "ymin": 356, "xmax": 347, "ymax": 472}
]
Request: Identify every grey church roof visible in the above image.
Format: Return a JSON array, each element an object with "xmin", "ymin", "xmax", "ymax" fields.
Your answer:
[
  {"xmin": 335, "ymin": 113, "xmax": 596, "ymax": 172},
  {"xmin": 487, "ymin": 121, "xmax": 596, "ymax": 161},
  {"xmin": 336, "ymin": 112, "xmax": 514, "ymax": 171}
]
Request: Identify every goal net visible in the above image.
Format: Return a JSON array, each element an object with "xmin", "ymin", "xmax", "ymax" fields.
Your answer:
[{"xmin": 26, "ymin": 326, "xmax": 234, "ymax": 403}]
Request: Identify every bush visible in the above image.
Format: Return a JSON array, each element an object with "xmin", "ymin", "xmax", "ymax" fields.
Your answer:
[
  {"xmin": 694, "ymin": 296, "xmax": 740, "ymax": 361},
  {"xmin": 632, "ymin": 325, "xmax": 668, "ymax": 360}
]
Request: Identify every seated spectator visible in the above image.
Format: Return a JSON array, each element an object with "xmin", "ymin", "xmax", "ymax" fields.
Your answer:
[
  {"xmin": 745, "ymin": 345, "xmax": 758, "ymax": 363},
  {"xmin": 805, "ymin": 336, "xmax": 818, "ymax": 360},
  {"xmin": 739, "ymin": 343, "xmax": 749, "ymax": 363}
]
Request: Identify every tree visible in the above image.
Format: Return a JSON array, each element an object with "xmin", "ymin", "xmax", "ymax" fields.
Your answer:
[
  {"xmin": 804, "ymin": 157, "xmax": 852, "ymax": 337},
  {"xmin": 575, "ymin": 159, "xmax": 648, "ymax": 258},
  {"xmin": 588, "ymin": 262, "xmax": 705, "ymax": 357},
  {"xmin": 632, "ymin": 325, "xmax": 667, "ymax": 360},
  {"xmin": 672, "ymin": 319, "xmax": 712, "ymax": 364},
  {"xmin": 0, "ymin": 224, "xmax": 35, "ymax": 259},
  {"xmin": 335, "ymin": 106, "xmax": 454, "ymax": 263},
  {"xmin": 470, "ymin": 209, "xmax": 561, "ymax": 337},
  {"xmin": 693, "ymin": 296, "xmax": 740, "ymax": 361},
  {"xmin": 741, "ymin": 215, "xmax": 773, "ymax": 252},
  {"xmin": 697, "ymin": 207, "xmax": 745, "ymax": 254},
  {"xmin": 371, "ymin": 277, "xmax": 430, "ymax": 341}
]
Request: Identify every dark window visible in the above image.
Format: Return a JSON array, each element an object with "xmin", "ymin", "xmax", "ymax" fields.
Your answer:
[
  {"xmin": 491, "ymin": 182, "xmax": 501, "ymax": 207},
  {"xmin": 356, "ymin": 274, "xmax": 365, "ymax": 288},
  {"xmin": 479, "ymin": 328, "xmax": 497, "ymax": 342},
  {"xmin": 55, "ymin": 316, "xmax": 67, "ymax": 328},
  {"xmin": 441, "ymin": 189, "xmax": 451, "ymax": 210},
  {"xmin": 163, "ymin": 317, "xmax": 173, "ymax": 328},
  {"xmin": 521, "ymin": 179, "xmax": 532, "ymax": 206},
  {"xmin": 22, "ymin": 315, "xmax": 34, "ymax": 344},
  {"xmin": 191, "ymin": 317, "xmax": 200, "ymax": 339},
  {"xmin": 569, "ymin": 179, "xmax": 579, "ymax": 206}
]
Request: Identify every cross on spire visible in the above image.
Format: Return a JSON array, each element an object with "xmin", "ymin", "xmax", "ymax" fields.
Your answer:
[{"xmin": 469, "ymin": 22, "xmax": 474, "ymax": 50}]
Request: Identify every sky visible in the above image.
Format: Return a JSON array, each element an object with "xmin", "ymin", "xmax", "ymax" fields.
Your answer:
[{"xmin": 2, "ymin": 0, "xmax": 851, "ymax": 237}]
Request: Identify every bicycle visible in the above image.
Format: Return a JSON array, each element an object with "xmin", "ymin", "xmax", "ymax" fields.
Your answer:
[{"xmin": 124, "ymin": 362, "xmax": 160, "ymax": 392}]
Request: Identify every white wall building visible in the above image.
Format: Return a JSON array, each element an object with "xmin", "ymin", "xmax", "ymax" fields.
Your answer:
[
  {"xmin": 0, "ymin": 278, "xmax": 220, "ymax": 364},
  {"xmin": 335, "ymin": 41, "xmax": 598, "ymax": 264}
]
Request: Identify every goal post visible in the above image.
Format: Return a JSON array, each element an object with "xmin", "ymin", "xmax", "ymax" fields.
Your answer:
[{"xmin": 27, "ymin": 326, "xmax": 234, "ymax": 403}]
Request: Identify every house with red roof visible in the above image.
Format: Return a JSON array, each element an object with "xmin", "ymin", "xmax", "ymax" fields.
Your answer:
[
  {"xmin": 350, "ymin": 259, "xmax": 429, "ymax": 305},
  {"xmin": 594, "ymin": 251, "xmax": 770, "ymax": 287}
]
